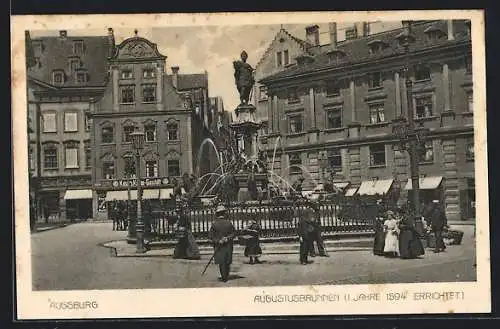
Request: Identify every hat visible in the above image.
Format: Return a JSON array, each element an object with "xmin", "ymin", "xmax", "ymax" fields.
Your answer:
[
  {"xmin": 215, "ymin": 205, "xmax": 227, "ymax": 214},
  {"xmin": 386, "ymin": 210, "xmax": 395, "ymax": 217},
  {"xmin": 432, "ymin": 199, "xmax": 440, "ymax": 203}
]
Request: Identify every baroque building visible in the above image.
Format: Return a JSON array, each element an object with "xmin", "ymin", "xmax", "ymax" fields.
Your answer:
[
  {"xmin": 27, "ymin": 30, "xmax": 111, "ymax": 221},
  {"xmin": 90, "ymin": 30, "xmax": 211, "ymax": 219},
  {"xmin": 260, "ymin": 20, "xmax": 474, "ymax": 221}
]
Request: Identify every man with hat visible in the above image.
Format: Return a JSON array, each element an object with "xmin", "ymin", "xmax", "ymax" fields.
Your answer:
[
  {"xmin": 209, "ymin": 205, "xmax": 236, "ymax": 282},
  {"xmin": 308, "ymin": 202, "xmax": 328, "ymax": 257},
  {"xmin": 426, "ymin": 199, "xmax": 448, "ymax": 253},
  {"xmin": 297, "ymin": 205, "xmax": 316, "ymax": 265}
]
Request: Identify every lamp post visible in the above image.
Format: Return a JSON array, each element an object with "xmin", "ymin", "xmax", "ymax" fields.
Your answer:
[
  {"xmin": 318, "ymin": 151, "xmax": 329, "ymax": 183},
  {"xmin": 130, "ymin": 128, "xmax": 145, "ymax": 253},
  {"xmin": 392, "ymin": 20, "xmax": 429, "ymax": 227}
]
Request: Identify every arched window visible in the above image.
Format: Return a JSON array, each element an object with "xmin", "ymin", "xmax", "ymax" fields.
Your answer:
[
  {"xmin": 100, "ymin": 121, "xmax": 115, "ymax": 144},
  {"xmin": 122, "ymin": 120, "xmax": 137, "ymax": 143},
  {"xmin": 100, "ymin": 153, "xmax": 116, "ymax": 179},
  {"xmin": 166, "ymin": 120, "xmax": 179, "ymax": 141},
  {"xmin": 166, "ymin": 150, "xmax": 181, "ymax": 177},
  {"xmin": 122, "ymin": 152, "xmax": 136, "ymax": 178}
]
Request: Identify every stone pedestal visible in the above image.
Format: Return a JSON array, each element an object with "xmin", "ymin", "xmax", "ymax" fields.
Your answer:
[{"xmin": 234, "ymin": 173, "xmax": 268, "ymax": 202}]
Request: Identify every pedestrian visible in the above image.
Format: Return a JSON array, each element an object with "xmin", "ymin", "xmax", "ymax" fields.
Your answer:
[
  {"xmin": 308, "ymin": 203, "xmax": 328, "ymax": 257},
  {"xmin": 208, "ymin": 205, "xmax": 235, "ymax": 282},
  {"xmin": 372, "ymin": 202, "xmax": 386, "ymax": 256},
  {"xmin": 397, "ymin": 206, "xmax": 424, "ymax": 259},
  {"xmin": 242, "ymin": 217, "xmax": 262, "ymax": 264},
  {"xmin": 173, "ymin": 206, "xmax": 200, "ymax": 260},
  {"xmin": 383, "ymin": 210, "xmax": 400, "ymax": 257},
  {"xmin": 297, "ymin": 206, "xmax": 315, "ymax": 265},
  {"xmin": 427, "ymin": 199, "xmax": 448, "ymax": 253},
  {"xmin": 43, "ymin": 203, "xmax": 50, "ymax": 224}
]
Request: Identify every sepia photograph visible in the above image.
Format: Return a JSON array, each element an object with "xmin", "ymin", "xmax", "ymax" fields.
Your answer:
[{"xmin": 12, "ymin": 10, "xmax": 489, "ymax": 319}]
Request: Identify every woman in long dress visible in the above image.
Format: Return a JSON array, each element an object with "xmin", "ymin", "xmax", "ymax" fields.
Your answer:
[
  {"xmin": 397, "ymin": 207, "xmax": 425, "ymax": 259},
  {"xmin": 373, "ymin": 215, "xmax": 386, "ymax": 256},
  {"xmin": 383, "ymin": 210, "xmax": 400, "ymax": 257},
  {"xmin": 243, "ymin": 218, "xmax": 262, "ymax": 264}
]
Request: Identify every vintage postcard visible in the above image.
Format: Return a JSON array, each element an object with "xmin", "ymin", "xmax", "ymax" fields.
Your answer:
[{"xmin": 11, "ymin": 10, "xmax": 489, "ymax": 319}]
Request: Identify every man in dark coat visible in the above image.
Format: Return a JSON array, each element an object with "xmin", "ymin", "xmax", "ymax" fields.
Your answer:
[
  {"xmin": 373, "ymin": 200, "xmax": 386, "ymax": 256},
  {"xmin": 208, "ymin": 205, "xmax": 236, "ymax": 282},
  {"xmin": 427, "ymin": 200, "xmax": 448, "ymax": 253},
  {"xmin": 308, "ymin": 203, "xmax": 328, "ymax": 257},
  {"xmin": 397, "ymin": 206, "xmax": 424, "ymax": 259},
  {"xmin": 297, "ymin": 207, "xmax": 315, "ymax": 265}
]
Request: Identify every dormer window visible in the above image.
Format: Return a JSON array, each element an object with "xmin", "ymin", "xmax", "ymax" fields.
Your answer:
[
  {"xmin": 69, "ymin": 58, "xmax": 80, "ymax": 71},
  {"xmin": 73, "ymin": 40, "xmax": 84, "ymax": 55},
  {"xmin": 345, "ymin": 27, "xmax": 357, "ymax": 40},
  {"xmin": 32, "ymin": 40, "xmax": 44, "ymax": 53},
  {"xmin": 424, "ymin": 26, "xmax": 447, "ymax": 42},
  {"xmin": 295, "ymin": 54, "xmax": 314, "ymax": 66},
  {"xmin": 143, "ymin": 69, "xmax": 155, "ymax": 79},
  {"xmin": 76, "ymin": 71, "xmax": 88, "ymax": 83},
  {"xmin": 367, "ymin": 40, "xmax": 388, "ymax": 54},
  {"xmin": 52, "ymin": 70, "xmax": 65, "ymax": 85},
  {"xmin": 327, "ymin": 50, "xmax": 345, "ymax": 64}
]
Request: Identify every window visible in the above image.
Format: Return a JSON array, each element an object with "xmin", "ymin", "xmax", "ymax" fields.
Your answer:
[
  {"xmin": 32, "ymin": 41, "xmax": 43, "ymax": 53},
  {"xmin": 289, "ymin": 153, "xmax": 302, "ymax": 174},
  {"xmin": 146, "ymin": 161, "xmax": 158, "ymax": 178},
  {"xmin": 65, "ymin": 145, "xmax": 79, "ymax": 169},
  {"xmin": 64, "ymin": 112, "xmax": 78, "ymax": 132},
  {"xmin": 259, "ymin": 86, "xmax": 268, "ymax": 100},
  {"xmin": 123, "ymin": 125, "xmax": 135, "ymax": 143},
  {"xmin": 369, "ymin": 144, "xmax": 386, "ymax": 167},
  {"xmin": 167, "ymin": 121, "xmax": 178, "ymax": 140},
  {"xmin": 143, "ymin": 69, "xmax": 155, "ymax": 78},
  {"xmin": 121, "ymin": 70, "xmax": 133, "ymax": 79},
  {"xmin": 43, "ymin": 145, "xmax": 58, "ymax": 169},
  {"xmin": 327, "ymin": 149, "xmax": 342, "ymax": 170},
  {"xmin": 167, "ymin": 160, "xmax": 181, "ymax": 177},
  {"xmin": 368, "ymin": 42, "xmax": 386, "ymax": 54},
  {"xmin": 142, "ymin": 84, "xmax": 156, "ymax": 102},
  {"xmin": 276, "ymin": 51, "xmax": 283, "ymax": 67},
  {"xmin": 369, "ymin": 103, "xmax": 385, "ymax": 124},
  {"xmin": 418, "ymin": 141, "xmax": 434, "ymax": 163},
  {"xmin": 287, "ymin": 87, "xmax": 299, "ymax": 102},
  {"xmin": 102, "ymin": 161, "xmax": 115, "ymax": 179},
  {"xmin": 85, "ymin": 113, "xmax": 92, "ymax": 131},
  {"xmin": 415, "ymin": 95, "xmax": 434, "ymax": 118},
  {"xmin": 326, "ymin": 107, "xmax": 342, "ymax": 129},
  {"xmin": 28, "ymin": 147, "xmax": 35, "ymax": 171},
  {"xmin": 84, "ymin": 142, "xmax": 91, "ymax": 168},
  {"xmin": 288, "ymin": 114, "xmax": 303, "ymax": 134},
  {"xmin": 283, "ymin": 50, "xmax": 289, "ymax": 66},
  {"xmin": 145, "ymin": 124, "xmax": 156, "ymax": 142},
  {"xmin": 467, "ymin": 91, "xmax": 473, "ymax": 113},
  {"xmin": 261, "ymin": 121, "xmax": 269, "ymax": 135},
  {"xmin": 426, "ymin": 30, "xmax": 445, "ymax": 42},
  {"xmin": 76, "ymin": 72, "xmax": 87, "ymax": 83},
  {"xmin": 465, "ymin": 55, "xmax": 472, "ymax": 74},
  {"xmin": 345, "ymin": 27, "xmax": 357, "ymax": 40},
  {"xmin": 73, "ymin": 41, "xmax": 84, "ymax": 54},
  {"xmin": 414, "ymin": 65, "xmax": 431, "ymax": 81},
  {"xmin": 120, "ymin": 85, "xmax": 135, "ymax": 103},
  {"xmin": 466, "ymin": 137, "xmax": 474, "ymax": 161},
  {"xmin": 369, "ymin": 72, "xmax": 382, "ymax": 89},
  {"xmin": 52, "ymin": 71, "xmax": 64, "ymax": 85},
  {"xmin": 69, "ymin": 58, "xmax": 80, "ymax": 71},
  {"xmin": 123, "ymin": 157, "xmax": 136, "ymax": 178},
  {"xmin": 42, "ymin": 112, "xmax": 57, "ymax": 133},
  {"xmin": 101, "ymin": 126, "xmax": 114, "ymax": 143},
  {"xmin": 326, "ymin": 80, "xmax": 340, "ymax": 97}
]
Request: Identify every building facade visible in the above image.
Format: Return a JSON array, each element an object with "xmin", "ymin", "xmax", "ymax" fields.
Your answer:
[
  {"xmin": 90, "ymin": 31, "xmax": 210, "ymax": 219},
  {"xmin": 27, "ymin": 30, "xmax": 111, "ymax": 221},
  {"xmin": 260, "ymin": 20, "xmax": 474, "ymax": 221}
]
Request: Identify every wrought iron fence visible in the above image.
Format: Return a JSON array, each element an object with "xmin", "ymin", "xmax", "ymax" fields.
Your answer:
[{"xmin": 146, "ymin": 199, "xmax": 379, "ymax": 241}]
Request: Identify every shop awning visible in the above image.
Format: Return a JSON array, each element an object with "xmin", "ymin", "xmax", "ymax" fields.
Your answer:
[
  {"xmin": 142, "ymin": 189, "xmax": 160, "ymax": 199},
  {"xmin": 405, "ymin": 176, "xmax": 443, "ymax": 190},
  {"xmin": 334, "ymin": 182, "xmax": 350, "ymax": 189},
  {"xmin": 160, "ymin": 188, "xmax": 174, "ymax": 199},
  {"xmin": 357, "ymin": 179, "xmax": 394, "ymax": 196},
  {"xmin": 64, "ymin": 189, "xmax": 93, "ymax": 200},
  {"xmin": 105, "ymin": 190, "xmax": 130, "ymax": 201},
  {"xmin": 345, "ymin": 187, "xmax": 358, "ymax": 197}
]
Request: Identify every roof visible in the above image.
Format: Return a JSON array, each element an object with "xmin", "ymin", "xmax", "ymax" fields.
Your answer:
[
  {"xmin": 165, "ymin": 73, "xmax": 208, "ymax": 91},
  {"xmin": 256, "ymin": 28, "xmax": 311, "ymax": 69},
  {"xmin": 260, "ymin": 20, "xmax": 471, "ymax": 84}
]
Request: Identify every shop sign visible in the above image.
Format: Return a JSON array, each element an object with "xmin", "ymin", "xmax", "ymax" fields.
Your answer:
[{"xmin": 110, "ymin": 177, "xmax": 171, "ymax": 188}]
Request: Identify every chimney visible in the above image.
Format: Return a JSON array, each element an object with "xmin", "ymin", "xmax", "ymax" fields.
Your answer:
[
  {"xmin": 107, "ymin": 28, "xmax": 115, "ymax": 57},
  {"xmin": 305, "ymin": 25, "xmax": 320, "ymax": 46},
  {"xmin": 59, "ymin": 30, "xmax": 67, "ymax": 38},
  {"xmin": 355, "ymin": 22, "xmax": 369, "ymax": 38},
  {"xmin": 447, "ymin": 20, "xmax": 455, "ymax": 40},
  {"xmin": 328, "ymin": 23, "xmax": 338, "ymax": 49},
  {"xmin": 171, "ymin": 66, "xmax": 179, "ymax": 89}
]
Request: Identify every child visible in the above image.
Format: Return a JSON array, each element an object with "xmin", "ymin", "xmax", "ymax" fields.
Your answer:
[{"xmin": 383, "ymin": 210, "xmax": 400, "ymax": 258}]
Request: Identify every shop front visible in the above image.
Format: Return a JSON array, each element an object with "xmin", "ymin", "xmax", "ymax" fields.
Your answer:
[
  {"xmin": 404, "ymin": 176, "xmax": 444, "ymax": 208},
  {"xmin": 64, "ymin": 189, "xmax": 93, "ymax": 221}
]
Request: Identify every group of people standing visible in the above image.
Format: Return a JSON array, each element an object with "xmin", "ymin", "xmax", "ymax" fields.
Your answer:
[{"xmin": 373, "ymin": 199, "xmax": 449, "ymax": 259}]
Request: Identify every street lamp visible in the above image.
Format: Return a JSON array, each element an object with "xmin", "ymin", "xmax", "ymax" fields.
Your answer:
[
  {"xmin": 318, "ymin": 151, "xmax": 329, "ymax": 183},
  {"xmin": 392, "ymin": 20, "xmax": 429, "ymax": 231},
  {"xmin": 130, "ymin": 128, "xmax": 145, "ymax": 253}
]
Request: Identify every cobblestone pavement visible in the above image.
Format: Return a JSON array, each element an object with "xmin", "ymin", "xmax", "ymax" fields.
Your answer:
[{"xmin": 31, "ymin": 222, "xmax": 476, "ymax": 290}]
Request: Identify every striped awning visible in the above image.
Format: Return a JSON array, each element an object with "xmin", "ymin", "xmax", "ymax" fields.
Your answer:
[
  {"xmin": 64, "ymin": 189, "xmax": 93, "ymax": 200},
  {"xmin": 405, "ymin": 176, "xmax": 443, "ymax": 190},
  {"xmin": 160, "ymin": 188, "xmax": 174, "ymax": 199},
  {"xmin": 357, "ymin": 179, "xmax": 394, "ymax": 196},
  {"xmin": 345, "ymin": 187, "xmax": 358, "ymax": 197}
]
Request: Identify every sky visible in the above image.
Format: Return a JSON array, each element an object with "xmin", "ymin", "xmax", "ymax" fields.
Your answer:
[{"xmin": 30, "ymin": 21, "xmax": 401, "ymax": 112}]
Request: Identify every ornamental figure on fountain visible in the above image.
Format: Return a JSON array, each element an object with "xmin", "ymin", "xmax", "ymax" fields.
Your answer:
[{"xmin": 233, "ymin": 50, "xmax": 255, "ymax": 105}]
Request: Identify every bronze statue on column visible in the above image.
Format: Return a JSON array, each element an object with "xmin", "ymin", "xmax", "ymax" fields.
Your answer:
[{"xmin": 233, "ymin": 50, "xmax": 255, "ymax": 105}]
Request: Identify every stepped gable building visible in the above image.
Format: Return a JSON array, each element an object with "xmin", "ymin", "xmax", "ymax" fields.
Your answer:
[
  {"xmin": 90, "ymin": 30, "xmax": 210, "ymax": 219},
  {"xmin": 260, "ymin": 20, "xmax": 474, "ymax": 221},
  {"xmin": 27, "ymin": 30, "xmax": 111, "ymax": 222}
]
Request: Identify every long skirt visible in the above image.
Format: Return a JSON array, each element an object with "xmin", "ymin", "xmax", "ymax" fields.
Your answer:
[
  {"xmin": 384, "ymin": 231, "xmax": 399, "ymax": 254},
  {"xmin": 174, "ymin": 231, "xmax": 200, "ymax": 260},
  {"xmin": 244, "ymin": 236, "xmax": 262, "ymax": 257},
  {"xmin": 399, "ymin": 229, "xmax": 424, "ymax": 259},
  {"xmin": 373, "ymin": 230, "xmax": 386, "ymax": 256}
]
